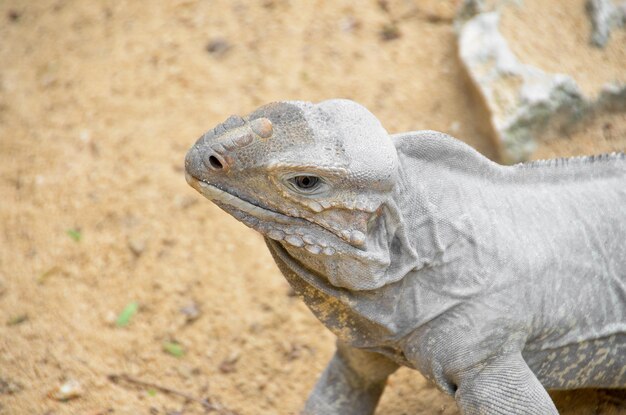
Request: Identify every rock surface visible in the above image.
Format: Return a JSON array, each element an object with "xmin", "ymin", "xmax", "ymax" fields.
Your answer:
[
  {"xmin": 457, "ymin": 0, "xmax": 626, "ymax": 162},
  {"xmin": 587, "ymin": 0, "xmax": 626, "ymax": 47}
]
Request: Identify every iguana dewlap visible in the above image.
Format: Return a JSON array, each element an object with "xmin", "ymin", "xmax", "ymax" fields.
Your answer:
[{"xmin": 185, "ymin": 99, "xmax": 626, "ymax": 415}]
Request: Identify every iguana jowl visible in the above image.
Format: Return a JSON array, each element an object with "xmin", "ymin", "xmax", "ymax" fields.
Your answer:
[{"xmin": 185, "ymin": 99, "xmax": 626, "ymax": 414}]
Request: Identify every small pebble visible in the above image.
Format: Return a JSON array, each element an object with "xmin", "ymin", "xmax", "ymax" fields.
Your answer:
[
  {"xmin": 128, "ymin": 238, "xmax": 146, "ymax": 257},
  {"xmin": 218, "ymin": 352, "xmax": 240, "ymax": 374},
  {"xmin": 379, "ymin": 23, "xmax": 401, "ymax": 41},
  {"xmin": 7, "ymin": 10, "xmax": 20, "ymax": 22},
  {"xmin": 49, "ymin": 379, "xmax": 83, "ymax": 401},
  {"xmin": 180, "ymin": 301, "xmax": 200, "ymax": 323},
  {"xmin": 206, "ymin": 38, "xmax": 232, "ymax": 57}
]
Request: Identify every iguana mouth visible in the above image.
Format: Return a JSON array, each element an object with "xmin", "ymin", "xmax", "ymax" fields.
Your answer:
[
  {"xmin": 185, "ymin": 172, "xmax": 340, "ymax": 254},
  {"xmin": 186, "ymin": 173, "xmax": 294, "ymax": 224}
]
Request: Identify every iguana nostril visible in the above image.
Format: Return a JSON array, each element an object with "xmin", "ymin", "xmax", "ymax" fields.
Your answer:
[
  {"xmin": 208, "ymin": 155, "xmax": 223, "ymax": 170},
  {"xmin": 200, "ymin": 149, "xmax": 229, "ymax": 172}
]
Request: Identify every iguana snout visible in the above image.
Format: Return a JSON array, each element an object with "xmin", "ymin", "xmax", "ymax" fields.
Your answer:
[{"xmin": 184, "ymin": 114, "xmax": 274, "ymax": 179}]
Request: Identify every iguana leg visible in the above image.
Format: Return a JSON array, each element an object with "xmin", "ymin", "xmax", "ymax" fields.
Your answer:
[
  {"xmin": 301, "ymin": 341, "xmax": 398, "ymax": 415},
  {"xmin": 454, "ymin": 353, "xmax": 558, "ymax": 415}
]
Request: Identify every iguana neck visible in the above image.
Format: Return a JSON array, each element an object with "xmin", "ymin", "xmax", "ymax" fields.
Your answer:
[
  {"xmin": 389, "ymin": 130, "xmax": 503, "ymax": 273},
  {"xmin": 389, "ymin": 157, "xmax": 475, "ymax": 272}
]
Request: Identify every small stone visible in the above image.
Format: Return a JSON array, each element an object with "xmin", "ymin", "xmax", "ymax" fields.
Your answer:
[
  {"xmin": 206, "ymin": 38, "xmax": 232, "ymax": 57},
  {"xmin": 218, "ymin": 352, "xmax": 240, "ymax": 374},
  {"xmin": 128, "ymin": 238, "xmax": 146, "ymax": 257},
  {"xmin": 48, "ymin": 379, "xmax": 82, "ymax": 401},
  {"xmin": 7, "ymin": 10, "xmax": 20, "ymax": 22},
  {"xmin": 103, "ymin": 310, "xmax": 117, "ymax": 326},
  {"xmin": 180, "ymin": 301, "xmax": 201, "ymax": 323},
  {"xmin": 379, "ymin": 23, "xmax": 401, "ymax": 41},
  {"xmin": 323, "ymin": 247, "xmax": 336, "ymax": 255}
]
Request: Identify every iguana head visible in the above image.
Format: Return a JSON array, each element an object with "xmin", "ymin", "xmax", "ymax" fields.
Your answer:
[{"xmin": 185, "ymin": 99, "xmax": 404, "ymax": 290}]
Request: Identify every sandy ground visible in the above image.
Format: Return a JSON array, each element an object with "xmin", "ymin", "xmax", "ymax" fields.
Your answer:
[{"xmin": 0, "ymin": 1, "xmax": 624, "ymax": 414}]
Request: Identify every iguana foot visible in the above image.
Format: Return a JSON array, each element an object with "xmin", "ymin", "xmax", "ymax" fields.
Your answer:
[{"xmin": 455, "ymin": 353, "xmax": 558, "ymax": 415}]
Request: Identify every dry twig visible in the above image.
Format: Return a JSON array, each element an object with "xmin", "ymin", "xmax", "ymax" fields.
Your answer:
[{"xmin": 107, "ymin": 374, "xmax": 238, "ymax": 414}]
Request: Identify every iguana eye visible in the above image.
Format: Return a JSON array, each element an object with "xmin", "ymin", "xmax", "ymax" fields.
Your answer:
[
  {"xmin": 292, "ymin": 175, "xmax": 320, "ymax": 190},
  {"xmin": 282, "ymin": 174, "xmax": 329, "ymax": 196}
]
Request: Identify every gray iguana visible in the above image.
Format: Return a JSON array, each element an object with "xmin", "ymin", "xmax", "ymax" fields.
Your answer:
[{"xmin": 184, "ymin": 99, "xmax": 626, "ymax": 414}]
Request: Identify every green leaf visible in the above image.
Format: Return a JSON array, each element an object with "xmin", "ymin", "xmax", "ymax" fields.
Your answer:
[
  {"xmin": 66, "ymin": 229, "xmax": 82, "ymax": 242},
  {"xmin": 147, "ymin": 389, "xmax": 157, "ymax": 397},
  {"xmin": 162, "ymin": 341, "xmax": 185, "ymax": 357},
  {"xmin": 115, "ymin": 302, "xmax": 139, "ymax": 327},
  {"xmin": 7, "ymin": 314, "xmax": 28, "ymax": 326}
]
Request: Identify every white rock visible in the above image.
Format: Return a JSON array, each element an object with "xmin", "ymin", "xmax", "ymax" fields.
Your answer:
[
  {"xmin": 458, "ymin": 12, "xmax": 585, "ymax": 162},
  {"xmin": 456, "ymin": 3, "xmax": 626, "ymax": 162},
  {"xmin": 587, "ymin": 0, "xmax": 626, "ymax": 47}
]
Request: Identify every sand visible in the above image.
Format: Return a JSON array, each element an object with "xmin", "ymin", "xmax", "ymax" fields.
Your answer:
[{"xmin": 0, "ymin": 1, "xmax": 624, "ymax": 414}]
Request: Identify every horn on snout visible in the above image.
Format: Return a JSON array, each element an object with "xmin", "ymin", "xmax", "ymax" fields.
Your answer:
[{"xmin": 250, "ymin": 117, "xmax": 273, "ymax": 138}]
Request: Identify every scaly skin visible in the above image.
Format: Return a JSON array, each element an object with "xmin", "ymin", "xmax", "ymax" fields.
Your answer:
[{"xmin": 185, "ymin": 99, "xmax": 626, "ymax": 414}]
